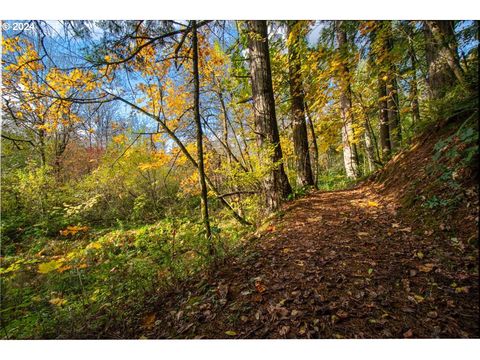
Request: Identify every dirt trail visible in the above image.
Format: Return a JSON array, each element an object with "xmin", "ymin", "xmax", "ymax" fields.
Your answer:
[{"xmin": 141, "ymin": 186, "xmax": 479, "ymax": 339}]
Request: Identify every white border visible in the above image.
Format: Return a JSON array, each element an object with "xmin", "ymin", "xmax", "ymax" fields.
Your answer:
[
  {"xmin": 1, "ymin": 339, "xmax": 480, "ymax": 359},
  {"xmin": 0, "ymin": 0, "xmax": 479, "ymax": 19}
]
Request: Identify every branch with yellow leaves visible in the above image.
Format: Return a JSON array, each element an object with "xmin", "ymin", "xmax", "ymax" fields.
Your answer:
[{"xmin": 106, "ymin": 92, "xmax": 251, "ymax": 226}]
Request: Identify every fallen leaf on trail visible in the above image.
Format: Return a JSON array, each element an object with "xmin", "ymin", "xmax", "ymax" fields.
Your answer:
[
  {"xmin": 282, "ymin": 248, "xmax": 291, "ymax": 253},
  {"xmin": 336, "ymin": 310, "xmax": 349, "ymax": 319},
  {"xmin": 225, "ymin": 330, "xmax": 237, "ymax": 336},
  {"xmin": 413, "ymin": 294, "xmax": 425, "ymax": 303},
  {"xmin": 217, "ymin": 283, "xmax": 229, "ymax": 299},
  {"xmin": 455, "ymin": 286, "xmax": 470, "ymax": 294},
  {"xmin": 427, "ymin": 311, "xmax": 438, "ymax": 319},
  {"xmin": 291, "ymin": 309, "xmax": 300, "ymax": 317},
  {"xmin": 368, "ymin": 268, "xmax": 374, "ymax": 275},
  {"xmin": 142, "ymin": 313, "xmax": 156, "ymax": 330},
  {"xmin": 255, "ymin": 281, "xmax": 266, "ymax": 293},
  {"xmin": 357, "ymin": 232, "xmax": 369, "ymax": 236},
  {"xmin": 400, "ymin": 227, "xmax": 412, "ymax": 232},
  {"xmin": 252, "ymin": 294, "xmax": 263, "ymax": 302},
  {"xmin": 367, "ymin": 201, "xmax": 379, "ymax": 207},
  {"xmin": 418, "ymin": 263, "xmax": 434, "ymax": 273},
  {"xmin": 416, "ymin": 251, "xmax": 424, "ymax": 259},
  {"xmin": 403, "ymin": 329, "xmax": 413, "ymax": 338},
  {"xmin": 279, "ymin": 326, "xmax": 290, "ymax": 336},
  {"xmin": 392, "ymin": 223, "xmax": 400, "ymax": 228}
]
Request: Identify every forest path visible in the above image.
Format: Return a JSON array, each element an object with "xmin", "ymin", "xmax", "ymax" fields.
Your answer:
[{"xmin": 142, "ymin": 186, "xmax": 479, "ymax": 339}]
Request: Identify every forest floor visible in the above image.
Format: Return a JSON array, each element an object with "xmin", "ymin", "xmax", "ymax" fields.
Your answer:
[{"xmin": 136, "ymin": 184, "xmax": 479, "ymax": 339}]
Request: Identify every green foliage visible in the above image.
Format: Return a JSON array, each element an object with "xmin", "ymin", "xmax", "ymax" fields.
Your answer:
[
  {"xmin": 422, "ymin": 119, "xmax": 478, "ymax": 211},
  {"xmin": 0, "ymin": 215, "xmax": 247, "ymax": 339},
  {"xmin": 317, "ymin": 171, "xmax": 356, "ymax": 191},
  {"xmin": 286, "ymin": 185, "xmax": 314, "ymax": 201},
  {"xmin": 422, "ymin": 195, "xmax": 452, "ymax": 209},
  {"xmin": 1, "ymin": 162, "xmax": 71, "ymax": 244}
]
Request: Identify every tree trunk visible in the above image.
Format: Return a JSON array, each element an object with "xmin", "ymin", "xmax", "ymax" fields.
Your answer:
[
  {"xmin": 409, "ymin": 51, "xmax": 421, "ymax": 126},
  {"xmin": 305, "ymin": 101, "xmax": 319, "ymax": 187},
  {"xmin": 387, "ymin": 75, "xmax": 402, "ymax": 149},
  {"xmin": 286, "ymin": 21, "xmax": 314, "ymax": 187},
  {"xmin": 335, "ymin": 20, "xmax": 359, "ymax": 179},
  {"xmin": 378, "ymin": 73, "xmax": 392, "ymax": 160},
  {"xmin": 363, "ymin": 117, "xmax": 377, "ymax": 172},
  {"xmin": 246, "ymin": 20, "xmax": 292, "ymax": 211},
  {"xmin": 383, "ymin": 21, "xmax": 402, "ymax": 150},
  {"xmin": 406, "ymin": 22, "xmax": 421, "ymax": 126},
  {"xmin": 192, "ymin": 21, "xmax": 213, "ymax": 255},
  {"xmin": 424, "ymin": 21, "xmax": 465, "ymax": 99}
]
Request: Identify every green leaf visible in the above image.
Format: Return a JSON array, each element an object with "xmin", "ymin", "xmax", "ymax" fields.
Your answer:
[{"xmin": 225, "ymin": 330, "xmax": 237, "ymax": 336}]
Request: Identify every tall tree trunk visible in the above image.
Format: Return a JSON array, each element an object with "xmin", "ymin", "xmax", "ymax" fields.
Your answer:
[
  {"xmin": 424, "ymin": 21, "xmax": 466, "ymax": 99},
  {"xmin": 387, "ymin": 75, "xmax": 402, "ymax": 149},
  {"xmin": 378, "ymin": 73, "xmax": 392, "ymax": 160},
  {"xmin": 383, "ymin": 21, "xmax": 402, "ymax": 150},
  {"xmin": 409, "ymin": 51, "xmax": 421, "ymax": 126},
  {"xmin": 335, "ymin": 20, "xmax": 359, "ymax": 179},
  {"xmin": 353, "ymin": 89, "xmax": 379, "ymax": 171},
  {"xmin": 286, "ymin": 21, "xmax": 314, "ymax": 187},
  {"xmin": 305, "ymin": 101, "xmax": 319, "ymax": 187},
  {"xmin": 246, "ymin": 20, "xmax": 292, "ymax": 211},
  {"xmin": 363, "ymin": 117, "xmax": 377, "ymax": 172},
  {"xmin": 406, "ymin": 22, "xmax": 421, "ymax": 126},
  {"xmin": 192, "ymin": 21, "xmax": 213, "ymax": 255},
  {"xmin": 371, "ymin": 22, "xmax": 392, "ymax": 160}
]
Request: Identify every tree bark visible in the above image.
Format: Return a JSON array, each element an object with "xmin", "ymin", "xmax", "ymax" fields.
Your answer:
[
  {"xmin": 286, "ymin": 21, "xmax": 314, "ymax": 187},
  {"xmin": 305, "ymin": 101, "xmax": 319, "ymax": 187},
  {"xmin": 424, "ymin": 21, "xmax": 466, "ymax": 99},
  {"xmin": 382, "ymin": 21, "xmax": 402, "ymax": 150},
  {"xmin": 363, "ymin": 116, "xmax": 377, "ymax": 172},
  {"xmin": 370, "ymin": 22, "xmax": 392, "ymax": 160},
  {"xmin": 406, "ymin": 22, "xmax": 421, "ymax": 126},
  {"xmin": 246, "ymin": 20, "xmax": 292, "ymax": 211},
  {"xmin": 387, "ymin": 74, "xmax": 402, "ymax": 149},
  {"xmin": 192, "ymin": 21, "xmax": 213, "ymax": 254},
  {"xmin": 409, "ymin": 51, "xmax": 421, "ymax": 125},
  {"xmin": 378, "ymin": 72, "xmax": 392, "ymax": 160},
  {"xmin": 335, "ymin": 20, "xmax": 359, "ymax": 179}
]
